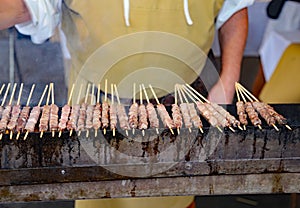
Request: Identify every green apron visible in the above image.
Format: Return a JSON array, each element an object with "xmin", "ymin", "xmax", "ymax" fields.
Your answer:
[
  {"xmin": 61, "ymin": 0, "xmax": 223, "ymax": 101},
  {"xmin": 61, "ymin": 1, "xmax": 223, "ymax": 207}
]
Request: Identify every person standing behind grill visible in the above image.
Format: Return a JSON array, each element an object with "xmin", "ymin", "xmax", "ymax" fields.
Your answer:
[
  {"xmin": 0, "ymin": 0, "xmax": 253, "ymax": 207},
  {"xmin": 1, "ymin": 0, "xmax": 253, "ymax": 104}
]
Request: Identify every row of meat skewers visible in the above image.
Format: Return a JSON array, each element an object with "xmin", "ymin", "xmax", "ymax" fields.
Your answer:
[{"xmin": 0, "ymin": 81, "xmax": 291, "ymax": 140}]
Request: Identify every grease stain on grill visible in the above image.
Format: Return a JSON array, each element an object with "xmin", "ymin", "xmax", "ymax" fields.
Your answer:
[
  {"xmin": 130, "ymin": 185, "xmax": 137, "ymax": 197},
  {"xmin": 260, "ymin": 130, "xmax": 270, "ymax": 159},
  {"xmin": 272, "ymin": 174, "xmax": 284, "ymax": 193},
  {"xmin": 252, "ymin": 131, "xmax": 257, "ymax": 159},
  {"xmin": 207, "ymin": 161, "xmax": 220, "ymax": 175},
  {"xmin": 209, "ymin": 183, "xmax": 214, "ymax": 194},
  {"xmin": 104, "ymin": 191, "xmax": 111, "ymax": 198}
]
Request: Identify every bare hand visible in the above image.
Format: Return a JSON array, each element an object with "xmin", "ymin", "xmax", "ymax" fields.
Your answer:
[{"xmin": 208, "ymin": 80, "xmax": 234, "ymax": 104}]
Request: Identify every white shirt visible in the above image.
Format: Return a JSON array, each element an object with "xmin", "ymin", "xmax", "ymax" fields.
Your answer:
[{"xmin": 16, "ymin": 0, "xmax": 254, "ymax": 44}]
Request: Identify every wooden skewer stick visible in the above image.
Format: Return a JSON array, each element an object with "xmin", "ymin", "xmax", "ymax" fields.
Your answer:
[
  {"xmin": 24, "ymin": 85, "xmax": 48, "ymax": 141},
  {"xmin": 181, "ymin": 84, "xmax": 222, "ymax": 133},
  {"xmin": 235, "ymin": 83, "xmax": 247, "ymax": 130},
  {"xmin": 78, "ymin": 83, "xmax": 90, "ymax": 137},
  {"xmin": 236, "ymin": 84, "xmax": 262, "ymax": 130},
  {"xmin": 149, "ymin": 84, "xmax": 174, "ymax": 135},
  {"xmin": 185, "ymin": 84, "xmax": 235, "ymax": 132},
  {"xmin": 185, "ymin": 83, "xmax": 209, "ymax": 103},
  {"xmin": 94, "ymin": 83, "xmax": 101, "ymax": 137},
  {"xmin": 103, "ymin": 79, "xmax": 108, "ymax": 135},
  {"xmin": 0, "ymin": 84, "xmax": 12, "ymax": 140},
  {"xmin": 40, "ymin": 83, "xmax": 52, "ymax": 138},
  {"xmin": 68, "ymin": 84, "xmax": 75, "ymax": 106},
  {"xmin": 2, "ymin": 83, "xmax": 17, "ymax": 139},
  {"xmin": 51, "ymin": 83, "xmax": 56, "ymax": 137},
  {"xmin": 236, "ymin": 83, "xmax": 259, "ymax": 102},
  {"xmin": 8, "ymin": 83, "xmax": 17, "ymax": 106},
  {"xmin": 111, "ymin": 83, "xmax": 116, "ymax": 137},
  {"xmin": 58, "ymin": 84, "xmax": 74, "ymax": 138},
  {"xmin": 131, "ymin": 83, "xmax": 136, "ymax": 135},
  {"xmin": 174, "ymin": 85, "xmax": 180, "ymax": 135},
  {"xmin": 69, "ymin": 84, "xmax": 83, "ymax": 137},
  {"xmin": 16, "ymin": 84, "xmax": 35, "ymax": 140},
  {"xmin": 81, "ymin": 83, "xmax": 90, "ymax": 137},
  {"xmin": 1, "ymin": 83, "xmax": 11, "ymax": 107},
  {"xmin": 139, "ymin": 85, "xmax": 145, "ymax": 137},
  {"xmin": 179, "ymin": 85, "xmax": 205, "ymax": 134},
  {"xmin": 86, "ymin": 83, "xmax": 95, "ymax": 138},
  {"xmin": 114, "ymin": 84, "xmax": 129, "ymax": 137},
  {"xmin": 142, "ymin": 84, "xmax": 159, "ymax": 135},
  {"xmin": 0, "ymin": 84, "xmax": 5, "ymax": 97},
  {"xmin": 10, "ymin": 83, "xmax": 23, "ymax": 140},
  {"xmin": 176, "ymin": 85, "xmax": 192, "ymax": 133}
]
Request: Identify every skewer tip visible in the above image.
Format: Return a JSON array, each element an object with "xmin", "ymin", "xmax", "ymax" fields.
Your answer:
[
  {"xmin": 69, "ymin": 129, "xmax": 73, "ymax": 137},
  {"xmin": 24, "ymin": 131, "xmax": 29, "ymax": 140},
  {"xmin": 156, "ymin": 128, "xmax": 159, "ymax": 135},
  {"xmin": 229, "ymin": 126, "xmax": 236, "ymax": 133},
  {"xmin": 238, "ymin": 125, "xmax": 244, "ymax": 131},
  {"xmin": 10, "ymin": 131, "xmax": 13, "ymax": 140},
  {"xmin": 16, "ymin": 132, "xmax": 20, "ymax": 140},
  {"xmin": 169, "ymin": 127, "xmax": 174, "ymax": 135},
  {"xmin": 216, "ymin": 126, "xmax": 223, "ymax": 133},
  {"xmin": 285, "ymin": 125, "xmax": 292, "ymax": 131},
  {"xmin": 272, "ymin": 124, "xmax": 279, "ymax": 132},
  {"xmin": 58, "ymin": 130, "xmax": 62, "ymax": 138}
]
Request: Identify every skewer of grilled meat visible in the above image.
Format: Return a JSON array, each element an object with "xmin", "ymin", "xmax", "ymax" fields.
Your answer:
[
  {"xmin": 210, "ymin": 103, "xmax": 243, "ymax": 130},
  {"xmin": 138, "ymin": 102, "xmax": 148, "ymax": 131},
  {"xmin": 244, "ymin": 102, "xmax": 262, "ymax": 128},
  {"xmin": 49, "ymin": 103, "xmax": 59, "ymax": 135},
  {"xmin": 16, "ymin": 106, "xmax": 31, "ymax": 133},
  {"xmin": 204, "ymin": 102, "xmax": 228, "ymax": 128},
  {"xmin": 0, "ymin": 105, "xmax": 12, "ymax": 134},
  {"xmin": 58, "ymin": 104, "xmax": 71, "ymax": 135},
  {"xmin": 0, "ymin": 83, "xmax": 16, "ymax": 137},
  {"xmin": 7, "ymin": 83, "xmax": 24, "ymax": 139},
  {"xmin": 178, "ymin": 103, "xmax": 192, "ymax": 130},
  {"xmin": 114, "ymin": 85, "xmax": 130, "ymax": 135},
  {"xmin": 252, "ymin": 101, "xmax": 276, "ymax": 127},
  {"xmin": 16, "ymin": 84, "xmax": 35, "ymax": 140},
  {"xmin": 236, "ymin": 101, "xmax": 248, "ymax": 127},
  {"xmin": 262, "ymin": 103, "xmax": 287, "ymax": 125},
  {"xmin": 196, "ymin": 102, "xmax": 219, "ymax": 128},
  {"xmin": 86, "ymin": 104, "xmax": 95, "ymax": 130},
  {"xmin": 157, "ymin": 103, "xmax": 174, "ymax": 130},
  {"xmin": 77, "ymin": 103, "xmax": 87, "ymax": 133},
  {"xmin": 188, "ymin": 103, "xmax": 203, "ymax": 132},
  {"xmin": 7, "ymin": 104, "xmax": 21, "ymax": 133},
  {"xmin": 92, "ymin": 103, "xmax": 101, "ymax": 134},
  {"xmin": 128, "ymin": 102, "xmax": 138, "ymax": 130}
]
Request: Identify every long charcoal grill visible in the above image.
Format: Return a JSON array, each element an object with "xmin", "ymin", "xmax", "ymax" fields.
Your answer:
[{"xmin": 0, "ymin": 104, "xmax": 300, "ymax": 203}]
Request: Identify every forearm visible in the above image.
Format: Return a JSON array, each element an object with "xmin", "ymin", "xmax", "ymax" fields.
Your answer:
[
  {"xmin": 218, "ymin": 8, "xmax": 248, "ymax": 101},
  {"xmin": 0, "ymin": 0, "xmax": 30, "ymax": 30}
]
